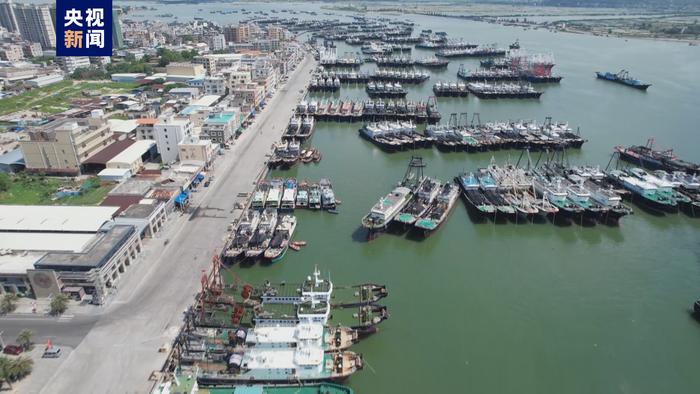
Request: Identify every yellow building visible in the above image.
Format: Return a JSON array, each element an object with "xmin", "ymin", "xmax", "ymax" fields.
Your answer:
[{"xmin": 19, "ymin": 111, "xmax": 114, "ymax": 175}]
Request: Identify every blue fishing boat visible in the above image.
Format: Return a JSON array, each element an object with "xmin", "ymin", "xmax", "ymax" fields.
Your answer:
[{"xmin": 595, "ymin": 70, "xmax": 650, "ymax": 90}]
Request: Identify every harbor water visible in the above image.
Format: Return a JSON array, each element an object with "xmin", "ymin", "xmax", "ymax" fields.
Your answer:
[{"xmin": 135, "ymin": 2, "xmax": 700, "ymax": 393}]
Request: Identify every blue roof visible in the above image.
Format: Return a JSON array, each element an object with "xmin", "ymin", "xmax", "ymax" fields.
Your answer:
[
  {"xmin": 179, "ymin": 105, "xmax": 206, "ymax": 115},
  {"xmin": 205, "ymin": 113, "xmax": 234, "ymax": 124},
  {"xmin": 0, "ymin": 149, "xmax": 25, "ymax": 166}
]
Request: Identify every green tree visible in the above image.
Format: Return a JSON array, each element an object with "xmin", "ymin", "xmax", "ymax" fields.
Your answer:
[
  {"xmin": 0, "ymin": 293, "xmax": 18, "ymax": 314},
  {"xmin": 0, "ymin": 172, "xmax": 10, "ymax": 193},
  {"xmin": 49, "ymin": 294, "xmax": 70, "ymax": 315},
  {"xmin": 0, "ymin": 356, "xmax": 33, "ymax": 389},
  {"xmin": 0, "ymin": 357, "xmax": 12, "ymax": 390},
  {"xmin": 16, "ymin": 330, "xmax": 34, "ymax": 352}
]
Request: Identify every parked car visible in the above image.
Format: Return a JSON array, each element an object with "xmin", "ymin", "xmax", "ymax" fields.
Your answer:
[
  {"xmin": 3, "ymin": 345, "xmax": 22, "ymax": 355},
  {"xmin": 42, "ymin": 347, "xmax": 61, "ymax": 358}
]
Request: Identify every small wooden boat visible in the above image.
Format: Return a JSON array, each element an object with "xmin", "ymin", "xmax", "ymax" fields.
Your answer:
[
  {"xmin": 289, "ymin": 243, "xmax": 301, "ymax": 251},
  {"xmin": 327, "ymin": 208, "xmax": 340, "ymax": 214}
]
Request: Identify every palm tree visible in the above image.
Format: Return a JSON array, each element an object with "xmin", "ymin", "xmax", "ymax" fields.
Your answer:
[
  {"xmin": 50, "ymin": 294, "xmax": 70, "ymax": 315},
  {"xmin": 0, "ymin": 357, "xmax": 12, "ymax": 390},
  {"xmin": 8, "ymin": 357, "xmax": 33, "ymax": 381},
  {"xmin": 16, "ymin": 330, "xmax": 34, "ymax": 351},
  {"xmin": 0, "ymin": 293, "xmax": 18, "ymax": 314}
]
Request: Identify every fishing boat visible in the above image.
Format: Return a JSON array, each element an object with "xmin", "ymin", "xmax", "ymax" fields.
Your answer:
[
  {"xmin": 503, "ymin": 189, "xmax": 539, "ymax": 221},
  {"xmin": 654, "ymin": 171, "xmax": 700, "ymax": 217},
  {"xmin": 362, "ymin": 186, "xmax": 412, "ymax": 232},
  {"xmin": 226, "ymin": 210, "xmax": 261, "ymax": 259},
  {"xmin": 296, "ymin": 181, "xmax": 309, "ymax": 208},
  {"xmin": 596, "ymin": 69, "xmax": 650, "ymax": 90},
  {"xmin": 252, "ymin": 181, "xmax": 270, "ymax": 210},
  {"xmin": 197, "ymin": 348, "xmax": 363, "ymax": 385},
  {"xmin": 280, "ymin": 179, "xmax": 297, "ymax": 210},
  {"xmin": 415, "ymin": 181, "xmax": 460, "ymax": 235},
  {"xmin": 309, "ymin": 184, "xmax": 322, "ymax": 210},
  {"xmin": 264, "ymin": 215, "xmax": 297, "ymax": 263},
  {"xmin": 565, "ymin": 181, "xmax": 608, "ymax": 223},
  {"xmin": 627, "ymin": 167, "xmax": 692, "ymax": 212},
  {"xmin": 361, "ymin": 157, "xmax": 426, "ymax": 236},
  {"xmin": 606, "ymin": 169, "xmax": 678, "ymax": 214},
  {"xmin": 532, "ymin": 170, "xmax": 583, "ymax": 223},
  {"xmin": 243, "ymin": 323, "xmax": 359, "ymax": 352},
  {"xmin": 456, "ymin": 172, "xmax": 496, "ymax": 218},
  {"xmin": 246, "ymin": 209, "xmax": 279, "ymax": 258},
  {"xmin": 265, "ymin": 179, "xmax": 283, "ymax": 208},
  {"xmin": 566, "ymin": 172, "xmax": 631, "ymax": 224},
  {"xmin": 394, "ymin": 177, "xmax": 441, "ymax": 226},
  {"xmin": 320, "ymin": 178, "xmax": 336, "ymax": 209},
  {"xmin": 475, "ymin": 171, "xmax": 516, "ymax": 220},
  {"xmin": 614, "ymin": 140, "xmax": 698, "ymax": 175}
]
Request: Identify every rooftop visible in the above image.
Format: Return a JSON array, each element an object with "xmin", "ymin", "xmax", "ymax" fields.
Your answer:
[
  {"xmin": 136, "ymin": 118, "xmax": 158, "ymax": 126},
  {"xmin": 0, "ymin": 205, "xmax": 119, "ymax": 233},
  {"xmin": 0, "ymin": 252, "xmax": 46, "ymax": 275},
  {"xmin": 204, "ymin": 112, "xmax": 234, "ymax": 124},
  {"xmin": 107, "ymin": 139, "xmax": 155, "ymax": 165},
  {"xmin": 83, "ymin": 138, "xmax": 136, "ymax": 165},
  {"xmin": 34, "ymin": 225, "xmax": 136, "ymax": 271},
  {"xmin": 191, "ymin": 95, "xmax": 221, "ymax": 107},
  {"xmin": 120, "ymin": 203, "xmax": 159, "ymax": 219},
  {"xmin": 0, "ymin": 233, "xmax": 94, "ymax": 253}
]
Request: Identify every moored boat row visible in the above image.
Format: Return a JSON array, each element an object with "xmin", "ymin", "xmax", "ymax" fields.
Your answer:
[{"xmin": 296, "ymin": 98, "xmax": 442, "ymax": 124}]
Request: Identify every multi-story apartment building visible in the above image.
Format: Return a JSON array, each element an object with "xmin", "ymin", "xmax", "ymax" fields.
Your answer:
[
  {"xmin": 0, "ymin": 43, "xmax": 23, "ymax": 61},
  {"xmin": 55, "ymin": 56, "xmax": 91, "ymax": 73},
  {"xmin": 12, "ymin": 3, "xmax": 56, "ymax": 49},
  {"xmin": 22, "ymin": 41, "xmax": 42, "ymax": 58},
  {"xmin": 201, "ymin": 111, "xmax": 238, "ymax": 145},
  {"xmin": 204, "ymin": 76, "xmax": 226, "ymax": 96},
  {"xmin": 153, "ymin": 116, "xmax": 192, "ymax": 163},
  {"xmin": 19, "ymin": 111, "xmax": 114, "ymax": 175}
]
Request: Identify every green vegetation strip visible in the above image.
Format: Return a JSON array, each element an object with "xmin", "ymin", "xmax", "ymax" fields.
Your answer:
[
  {"xmin": 0, "ymin": 173, "xmax": 113, "ymax": 205},
  {"xmin": 0, "ymin": 81, "xmax": 136, "ymax": 116}
]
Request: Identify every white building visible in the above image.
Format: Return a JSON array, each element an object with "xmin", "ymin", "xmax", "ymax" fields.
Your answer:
[
  {"xmin": 55, "ymin": 56, "xmax": 91, "ymax": 73},
  {"xmin": 153, "ymin": 116, "xmax": 192, "ymax": 163},
  {"xmin": 204, "ymin": 75, "xmax": 226, "ymax": 95},
  {"xmin": 209, "ymin": 34, "xmax": 226, "ymax": 51}
]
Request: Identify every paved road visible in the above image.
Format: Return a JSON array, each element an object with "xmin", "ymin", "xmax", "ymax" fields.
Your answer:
[
  {"xmin": 1, "ymin": 315, "xmax": 96, "ymax": 348},
  {"xmin": 37, "ymin": 53, "xmax": 317, "ymax": 394}
]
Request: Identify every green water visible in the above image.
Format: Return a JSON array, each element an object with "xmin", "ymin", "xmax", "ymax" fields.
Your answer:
[{"xmin": 210, "ymin": 6, "xmax": 700, "ymax": 394}]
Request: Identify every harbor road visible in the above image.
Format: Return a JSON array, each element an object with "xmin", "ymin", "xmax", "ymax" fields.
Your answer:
[{"xmin": 39, "ymin": 52, "xmax": 317, "ymax": 394}]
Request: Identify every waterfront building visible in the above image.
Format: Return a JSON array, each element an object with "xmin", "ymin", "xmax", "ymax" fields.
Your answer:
[
  {"xmin": 178, "ymin": 135, "xmax": 218, "ymax": 167},
  {"xmin": 19, "ymin": 111, "xmax": 114, "ymax": 175},
  {"xmin": 0, "ymin": 205, "xmax": 143, "ymax": 304},
  {"xmin": 153, "ymin": 116, "xmax": 192, "ymax": 163},
  {"xmin": 201, "ymin": 110, "xmax": 238, "ymax": 145}
]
